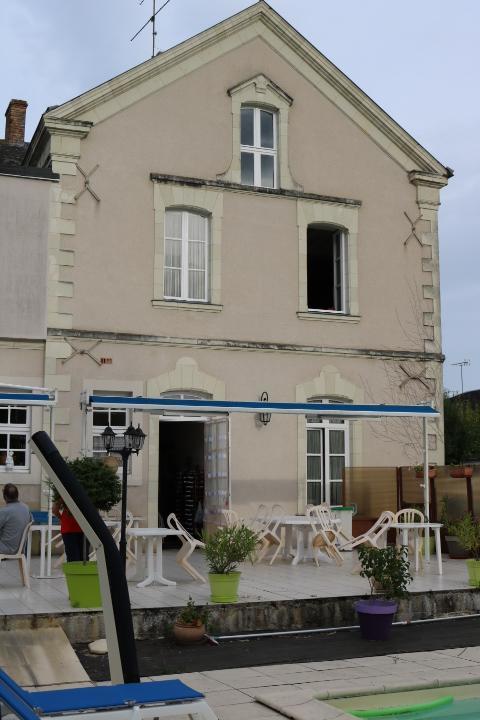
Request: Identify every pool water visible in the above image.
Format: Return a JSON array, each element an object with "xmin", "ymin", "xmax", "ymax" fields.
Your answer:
[
  {"xmin": 329, "ymin": 683, "xmax": 480, "ymax": 720},
  {"xmin": 356, "ymin": 697, "xmax": 480, "ymax": 719}
]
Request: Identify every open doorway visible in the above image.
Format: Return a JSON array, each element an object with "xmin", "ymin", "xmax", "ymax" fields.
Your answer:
[{"xmin": 158, "ymin": 420, "xmax": 205, "ymax": 539}]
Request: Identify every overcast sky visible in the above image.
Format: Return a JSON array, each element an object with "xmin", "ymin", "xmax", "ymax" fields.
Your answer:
[{"xmin": 1, "ymin": 0, "xmax": 478, "ymax": 395}]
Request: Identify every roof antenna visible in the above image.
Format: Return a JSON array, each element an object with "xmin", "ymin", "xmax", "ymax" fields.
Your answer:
[{"xmin": 131, "ymin": 0, "xmax": 173, "ymax": 58}]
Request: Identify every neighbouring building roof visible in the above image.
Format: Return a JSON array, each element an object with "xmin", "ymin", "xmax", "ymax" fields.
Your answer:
[
  {"xmin": 0, "ymin": 140, "xmax": 28, "ymax": 167},
  {"xmin": 452, "ymin": 390, "xmax": 480, "ymax": 408}
]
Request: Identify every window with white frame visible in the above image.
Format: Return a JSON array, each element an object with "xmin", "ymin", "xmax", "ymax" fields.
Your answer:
[
  {"xmin": 91, "ymin": 392, "xmax": 132, "ymax": 470},
  {"xmin": 306, "ymin": 398, "xmax": 350, "ymax": 506},
  {"xmin": 164, "ymin": 210, "xmax": 209, "ymax": 302},
  {"xmin": 0, "ymin": 403, "xmax": 30, "ymax": 471},
  {"xmin": 240, "ymin": 106, "xmax": 277, "ymax": 188},
  {"xmin": 307, "ymin": 226, "xmax": 347, "ymax": 313}
]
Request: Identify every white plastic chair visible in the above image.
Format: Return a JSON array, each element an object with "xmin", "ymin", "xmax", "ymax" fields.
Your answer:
[
  {"xmin": 221, "ymin": 509, "xmax": 241, "ymax": 528},
  {"xmin": 166, "ymin": 513, "xmax": 206, "ymax": 583},
  {"xmin": 340, "ymin": 510, "xmax": 394, "ymax": 551},
  {"xmin": 311, "ymin": 503, "xmax": 353, "ymax": 546},
  {"xmin": 249, "ymin": 503, "xmax": 271, "ymax": 533},
  {"xmin": 255, "ymin": 504, "xmax": 285, "ymax": 565},
  {"xmin": 395, "ymin": 507, "xmax": 425, "ymax": 570},
  {"xmin": 307, "ymin": 506, "xmax": 343, "ymax": 566},
  {"xmin": 0, "ymin": 520, "xmax": 32, "ymax": 588}
]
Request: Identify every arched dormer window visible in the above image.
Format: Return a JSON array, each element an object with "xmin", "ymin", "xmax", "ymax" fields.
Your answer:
[
  {"xmin": 164, "ymin": 209, "xmax": 209, "ymax": 302},
  {"xmin": 240, "ymin": 106, "xmax": 277, "ymax": 188}
]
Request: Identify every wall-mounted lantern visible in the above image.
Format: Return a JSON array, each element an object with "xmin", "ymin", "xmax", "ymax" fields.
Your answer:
[{"xmin": 258, "ymin": 391, "xmax": 271, "ymax": 426}]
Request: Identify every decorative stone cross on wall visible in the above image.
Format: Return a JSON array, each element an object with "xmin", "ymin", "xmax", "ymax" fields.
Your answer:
[
  {"xmin": 74, "ymin": 164, "xmax": 101, "ymax": 203},
  {"xmin": 62, "ymin": 339, "xmax": 103, "ymax": 366},
  {"xmin": 403, "ymin": 211, "xmax": 424, "ymax": 247},
  {"xmin": 399, "ymin": 363, "xmax": 433, "ymax": 392}
]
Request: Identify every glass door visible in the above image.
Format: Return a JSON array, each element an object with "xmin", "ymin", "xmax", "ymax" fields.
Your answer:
[{"xmin": 204, "ymin": 417, "xmax": 229, "ymax": 532}]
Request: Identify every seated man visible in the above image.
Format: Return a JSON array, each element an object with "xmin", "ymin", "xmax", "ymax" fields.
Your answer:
[{"xmin": 0, "ymin": 483, "xmax": 31, "ymax": 554}]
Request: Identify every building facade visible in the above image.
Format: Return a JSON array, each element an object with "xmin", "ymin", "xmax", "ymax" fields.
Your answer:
[{"xmin": 0, "ymin": 3, "xmax": 450, "ymax": 529}]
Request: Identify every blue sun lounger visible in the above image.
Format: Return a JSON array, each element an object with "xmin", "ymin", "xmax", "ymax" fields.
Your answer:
[{"xmin": 0, "ymin": 667, "xmax": 217, "ymax": 720}]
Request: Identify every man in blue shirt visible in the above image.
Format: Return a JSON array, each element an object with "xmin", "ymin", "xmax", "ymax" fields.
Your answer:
[{"xmin": 0, "ymin": 483, "xmax": 31, "ymax": 554}]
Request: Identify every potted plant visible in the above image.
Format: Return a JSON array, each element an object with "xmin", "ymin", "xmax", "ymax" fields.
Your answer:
[
  {"xmin": 203, "ymin": 524, "xmax": 258, "ymax": 603},
  {"xmin": 173, "ymin": 597, "xmax": 208, "ymax": 645},
  {"xmin": 449, "ymin": 514, "xmax": 480, "ymax": 586},
  {"xmin": 354, "ymin": 545, "xmax": 412, "ymax": 641},
  {"xmin": 449, "ymin": 464, "xmax": 474, "ymax": 479},
  {"xmin": 414, "ymin": 464, "xmax": 437, "ymax": 480},
  {"xmin": 440, "ymin": 496, "xmax": 470, "ymax": 559},
  {"xmin": 53, "ymin": 457, "xmax": 122, "ymax": 608}
]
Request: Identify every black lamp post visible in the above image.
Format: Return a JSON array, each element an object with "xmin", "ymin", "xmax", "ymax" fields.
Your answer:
[{"xmin": 101, "ymin": 423, "xmax": 146, "ymax": 571}]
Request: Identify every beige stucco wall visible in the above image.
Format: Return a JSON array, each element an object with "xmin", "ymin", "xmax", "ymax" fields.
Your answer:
[
  {"xmin": 47, "ymin": 341, "xmax": 441, "ymax": 521},
  {"xmin": 66, "ymin": 37, "xmax": 428, "ymax": 354},
  {"xmin": 0, "ymin": 175, "xmax": 51, "ymax": 339},
  {"xmin": 25, "ymin": 21, "xmax": 446, "ymax": 523}
]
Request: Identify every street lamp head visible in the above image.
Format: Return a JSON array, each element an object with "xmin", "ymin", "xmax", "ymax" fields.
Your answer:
[
  {"xmin": 101, "ymin": 425, "xmax": 116, "ymax": 453},
  {"xmin": 123, "ymin": 423, "xmax": 137, "ymax": 451},
  {"xmin": 133, "ymin": 425, "xmax": 146, "ymax": 453}
]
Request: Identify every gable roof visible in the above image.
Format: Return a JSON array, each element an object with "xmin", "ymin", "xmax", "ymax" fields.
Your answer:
[{"xmin": 25, "ymin": 1, "xmax": 449, "ymax": 177}]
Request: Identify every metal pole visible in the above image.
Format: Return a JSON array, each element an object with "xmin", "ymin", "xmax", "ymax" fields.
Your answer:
[
  {"xmin": 120, "ymin": 449, "xmax": 129, "ymax": 572},
  {"xmin": 423, "ymin": 416, "xmax": 430, "ymax": 563}
]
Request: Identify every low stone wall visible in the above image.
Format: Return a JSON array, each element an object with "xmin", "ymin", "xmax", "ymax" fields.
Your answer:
[{"xmin": 1, "ymin": 589, "xmax": 479, "ymax": 643}]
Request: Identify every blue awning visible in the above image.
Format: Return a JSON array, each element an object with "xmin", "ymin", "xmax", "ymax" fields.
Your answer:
[
  {"xmin": 88, "ymin": 395, "xmax": 439, "ymax": 419},
  {"xmin": 0, "ymin": 392, "xmax": 57, "ymax": 407}
]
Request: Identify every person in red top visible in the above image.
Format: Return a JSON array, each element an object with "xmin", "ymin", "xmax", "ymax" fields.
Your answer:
[{"xmin": 52, "ymin": 499, "xmax": 88, "ymax": 562}]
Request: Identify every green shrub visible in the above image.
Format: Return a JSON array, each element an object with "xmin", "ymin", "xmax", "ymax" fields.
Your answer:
[
  {"xmin": 450, "ymin": 514, "xmax": 480, "ymax": 560},
  {"xmin": 52, "ymin": 457, "xmax": 121, "ymax": 511},
  {"xmin": 203, "ymin": 524, "xmax": 258, "ymax": 575},
  {"xmin": 358, "ymin": 545, "xmax": 412, "ymax": 600},
  {"xmin": 176, "ymin": 597, "xmax": 208, "ymax": 626}
]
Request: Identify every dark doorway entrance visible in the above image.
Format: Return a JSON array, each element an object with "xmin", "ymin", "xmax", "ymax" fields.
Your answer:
[{"xmin": 158, "ymin": 421, "xmax": 205, "ymax": 539}]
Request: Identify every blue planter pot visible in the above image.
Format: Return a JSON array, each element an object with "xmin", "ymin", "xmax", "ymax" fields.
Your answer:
[{"xmin": 354, "ymin": 598, "xmax": 398, "ymax": 641}]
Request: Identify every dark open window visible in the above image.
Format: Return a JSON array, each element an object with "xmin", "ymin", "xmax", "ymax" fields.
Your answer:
[{"xmin": 307, "ymin": 226, "xmax": 346, "ymax": 312}]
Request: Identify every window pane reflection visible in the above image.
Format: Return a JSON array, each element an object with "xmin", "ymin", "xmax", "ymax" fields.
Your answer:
[
  {"xmin": 260, "ymin": 110, "xmax": 274, "ymax": 148},
  {"xmin": 241, "ymin": 152, "xmax": 254, "ymax": 185},
  {"xmin": 261, "ymin": 155, "xmax": 274, "ymax": 187},
  {"xmin": 240, "ymin": 108, "xmax": 254, "ymax": 146}
]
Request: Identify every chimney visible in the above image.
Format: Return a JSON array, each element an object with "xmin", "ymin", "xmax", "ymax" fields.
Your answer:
[{"xmin": 5, "ymin": 99, "xmax": 28, "ymax": 145}]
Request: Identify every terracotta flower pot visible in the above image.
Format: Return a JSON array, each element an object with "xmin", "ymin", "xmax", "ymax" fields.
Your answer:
[
  {"xmin": 464, "ymin": 466, "xmax": 474, "ymax": 478},
  {"xmin": 172, "ymin": 621, "xmax": 206, "ymax": 645},
  {"xmin": 450, "ymin": 467, "xmax": 466, "ymax": 479}
]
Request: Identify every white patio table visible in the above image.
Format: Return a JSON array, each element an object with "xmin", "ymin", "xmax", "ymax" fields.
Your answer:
[
  {"xmin": 270, "ymin": 515, "xmax": 342, "ymax": 566},
  {"xmin": 391, "ymin": 522, "xmax": 443, "ymax": 575},
  {"xmin": 127, "ymin": 527, "xmax": 182, "ymax": 587}
]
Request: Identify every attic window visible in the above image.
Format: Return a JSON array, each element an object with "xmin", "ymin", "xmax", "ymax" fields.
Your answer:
[{"xmin": 240, "ymin": 107, "xmax": 277, "ymax": 188}]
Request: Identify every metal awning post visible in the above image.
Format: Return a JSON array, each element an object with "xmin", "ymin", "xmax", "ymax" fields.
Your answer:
[{"xmin": 423, "ymin": 415, "xmax": 430, "ymax": 563}]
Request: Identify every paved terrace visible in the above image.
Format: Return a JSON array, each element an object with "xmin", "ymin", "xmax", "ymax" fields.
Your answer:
[
  {"xmin": 0, "ymin": 550, "xmax": 472, "ymax": 615},
  {"xmin": 21, "ymin": 646, "xmax": 480, "ymax": 720}
]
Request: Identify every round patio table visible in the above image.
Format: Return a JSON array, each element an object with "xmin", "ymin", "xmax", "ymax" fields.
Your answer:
[{"xmin": 127, "ymin": 528, "xmax": 182, "ymax": 587}]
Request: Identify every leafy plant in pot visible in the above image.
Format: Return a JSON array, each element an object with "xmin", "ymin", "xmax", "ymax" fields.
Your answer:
[
  {"xmin": 173, "ymin": 597, "xmax": 209, "ymax": 645},
  {"xmin": 354, "ymin": 545, "xmax": 412, "ymax": 641},
  {"xmin": 440, "ymin": 496, "xmax": 470, "ymax": 559},
  {"xmin": 413, "ymin": 464, "xmax": 437, "ymax": 480},
  {"xmin": 449, "ymin": 514, "xmax": 480, "ymax": 587},
  {"xmin": 203, "ymin": 524, "xmax": 258, "ymax": 603},
  {"xmin": 52, "ymin": 457, "xmax": 122, "ymax": 608}
]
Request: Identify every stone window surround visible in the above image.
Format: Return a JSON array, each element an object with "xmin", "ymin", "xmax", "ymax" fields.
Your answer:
[
  {"xmin": 297, "ymin": 198, "xmax": 360, "ymax": 319},
  {"xmin": 296, "ymin": 366, "xmax": 363, "ymax": 512},
  {"xmin": 152, "ymin": 182, "xmax": 223, "ymax": 309},
  {"xmin": 146, "ymin": 357, "xmax": 226, "ymax": 526},
  {"xmin": 219, "ymin": 73, "xmax": 299, "ymax": 191}
]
